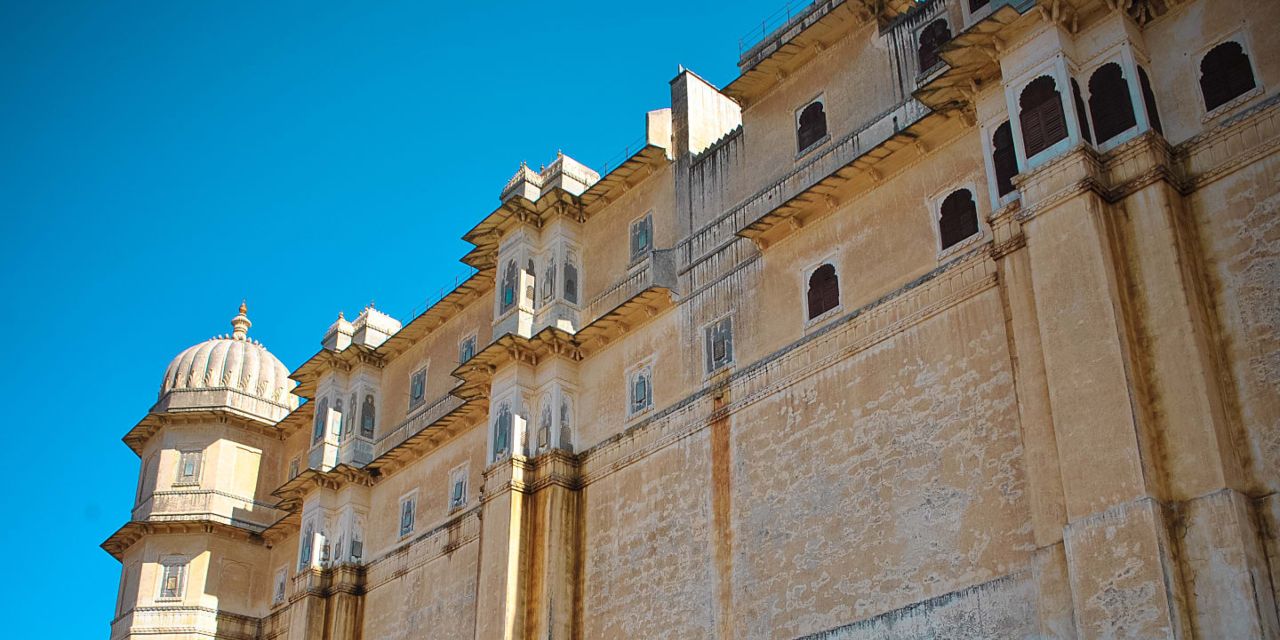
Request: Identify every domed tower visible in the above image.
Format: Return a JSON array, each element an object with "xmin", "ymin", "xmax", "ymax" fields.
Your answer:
[{"xmin": 104, "ymin": 303, "xmax": 298, "ymax": 640}]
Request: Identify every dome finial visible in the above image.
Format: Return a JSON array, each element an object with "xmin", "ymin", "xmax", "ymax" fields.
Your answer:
[{"xmin": 231, "ymin": 300, "xmax": 252, "ymax": 340}]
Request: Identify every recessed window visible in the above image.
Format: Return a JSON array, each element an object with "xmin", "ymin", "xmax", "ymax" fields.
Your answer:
[
  {"xmin": 350, "ymin": 537, "xmax": 363, "ymax": 562},
  {"xmin": 312, "ymin": 398, "xmax": 328, "ymax": 444},
  {"xmin": 449, "ymin": 466, "xmax": 468, "ymax": 510},
  {"xmin": 1020, "ymin": 76, "xmax": 1069, "ymax": 157},
  {"xmin": 399, "ymin": 495, "xmax": 416, "ymax": 538},
  {"xmin": 459, "ymin": 335, "xmax": 477, "ymax": 364},
  {"xmin": 500, "ymin": 260, "xmax": 518, "ymax": 314},
  {"xmin": 175, "ymin": 450, "xmax": 201, "ymax": 486},
  {"xmin": 333, "ymin": 398, "xmax": 344, "ymax": 439},
  {"xmin": 559, "ymin": 397, "xmax": 574, "ymax": 451},
  {"xmin": 917, "ymin": 20, "xmax": 951, "ymax": 73},
  {"xmin": 991, "ymin": 121, "xmax": 1018, "ymax": 198},
  {"xmin": 541, "ymin": 262, "xmax": 557, "ymax": 306},
  {"xmin": 536, "ymin": 399, "xmax": 553, "ymax": 451},
  {"xmin": 969, "ymin": 0, "xmax": 990, "ymax": 10},
  {"xmin": 288, "ymin": 457, "xmax": 300, "ymax": 480},
  {"xmin": 629, "ymin": 367, "xmax": 653, "ymax": 416},
  {"xmin": 1138, "ymin": 66, "xmax": 1163, "ymax": 135},
  {"xmin": 360, "ymin": 394, "xmax": 376, "ymax": 439},
  {"xmin": 1200, "ymin": 41, "xmax": 1257, "ymax": 112},
  {"xmin": 1088, "ymin": 63, "xmax": 1137, "ymax": 144},
  {"xmin": 563, "ymin": 256, "xmax": 579, "ymax": 304},
  {"xmin": 796, "ymin": 100, "xmax": 828, "ymax": 153},
  {"xmin": 1071, "ymin": 78, "xmax": 1093, "ymax": 144},
  {"xmin": 408, "ymin": 367, "xmax": 427, "ymax": 410},
  {"xmin": 806, "ymin": 264, "xmax": 840, "ymax": 320},
  {"xmin": 630, "ymin": 214, "xmax": 654, "ymax": 260},
  {"xmin": 158, "ymin": 558, "xmax": 186, "ymax": 600},
  {"xmin": 493, "ymin": 403, "xmax": 512, "ymax": 460},
  {"xmin": 939, "ymin": 189, "xmax": 980, "ymax": 250},
  {"xmin": 298, "ymin": 522, "xmax": 315, "ymax": 571},
  {"xmin": 272, "ymin": 567, "xmax": 287, "ymax": 605},
  {"xmin": 704, "ymin": 316, "xmax": 734, "ymax": 373}
]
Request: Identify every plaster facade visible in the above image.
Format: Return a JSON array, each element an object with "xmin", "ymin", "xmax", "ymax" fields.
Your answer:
[{"xmin": 105, "ymin": 0, "xmax": 1280, "ymax": 638}]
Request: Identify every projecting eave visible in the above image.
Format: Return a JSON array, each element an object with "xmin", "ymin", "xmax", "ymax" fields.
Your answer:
[
  {"xmin": 452, "ymin": 329, "xmax": 582, "ymax": 400},
  {"xmin": 575, "ymin": 287, "xmax": 677, "ymax": 357},
  {"xmin": 913, "ymin": 4, "xmax": 1028, "ymax": 111},
  {"xmin": 272, "ymin": 465, "xmax": 374, "ymax": 511},
  {"xmin": 364, "ymin": 396, "xmax": 482, "ymax": 476},
  {"xmin": 726, "ymin": 0, "xmax": 878, "ymax": 106},
  {"xmin": 376, "ymin": 270, "xmax": 494, "ymax": 361},
  {"xmin": 273, "ymin": 400, "xmax": 314, "ymax": 440},
  {"xmin": 460, "ymin": 188, "xmax": 585, "ymax": 270},
  {"xmin": 290, "ymin": 343, "xmax": 384, "ymax": 399},
  {"xmin": 123, "ymin": 407, "xmax": 281, "ymax": 456},
  {"xmin": 101, "ymin": 519, "xmax": 264, "ymax": 561},
  {"xmin": 580, "ymin": 145, "xmax": 671, "ymax": 215}
]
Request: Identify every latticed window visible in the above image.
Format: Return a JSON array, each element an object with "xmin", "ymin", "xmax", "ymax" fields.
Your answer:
[
  {"xmin": 500, "ymin": 260, "xmax": 518, "ymax": 313},
  {"xmin": 630, "ymin": 368, "xmax": 653, "ymax": 415},
  {"xmin": 917, "ymin": 20, "xmax": 951, "ymax": 73},
  {"xmin": 1088, "ymin": 63, "xmax": 1137, "ymax": 144},
  {"xmin": 1200, "ymin": 41, "xmax": 1256, "ymax": 112},
  {"xmin": 409, "ymin": 367, "xmax": 426, "ymax": 410},
  {"xmin": 991, "ymin": 121, "xmax": 1018, "ymax": 197},
  {"xmin": 459, "ymin": 335, "xmax": 476, "ymax": 363},
  {"xmin": 1020, "ymin": 76, "xmax": 1068, "ymax": 157},
  {"xmin": 1138, "ymin": 66, "xmax": 1163, "ymax": 135},
  {"xmin": 399, "ymin": 496, "xmax": 415, "ymax": 537},
  {"xmin": 705, "ymin": 317, "xmax": 734, "ymax": 373},
  {"xmin": 807, "ymin": 264, "xmax": 840, "ymax": 320},
  {"xmin": 493, "ymin": 404, "xmax": 512, "ymax": 459},
  {"xmin": 796, "ymin": 101, "xmax": 827, "ymax": 152},
  {"xmin": 939, "ymin": 189, "xmax": 980, "ymax": 250},
  {"xmin": 630, "ymin": 214, "xmax": 653, "ymax": 260},
  {"xmin": 176, "ymin": 450, "xmax": 201, "ymax": 485},
  {"xmin": 360, "ymin": 394, "xmax": 376, "ymax": 438},
  {"xmin": 312, "ymin": 398, "xmax": 328, "ymax": 444},
  {"xmin": 159, "ymin": 560, "xmax": 185, "ymax": 600}
]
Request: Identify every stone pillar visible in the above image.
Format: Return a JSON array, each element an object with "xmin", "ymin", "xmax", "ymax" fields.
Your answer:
[
  {"xmin": 522, "ymin": 451, "xmax": 582, "ymax": 640},
  {"xmin": 287, "ymin": 569, "xmax": 331, "ymax": 640},
  {"xmin": 474, "ymin": 457, "xmax": 533, "ymax": 640},
  {"xmin": 325, "ymin": 566, "xmax": 365, "ymax": 640}
]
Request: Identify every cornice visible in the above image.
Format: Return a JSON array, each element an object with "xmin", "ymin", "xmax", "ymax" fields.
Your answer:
[
  {"xmin": 123, "ymin": 407, "xmax": 282, "ymax": 456},
  {"xmin": 101, "ymin": 519, "xmax": 265, "ymax": 561}
]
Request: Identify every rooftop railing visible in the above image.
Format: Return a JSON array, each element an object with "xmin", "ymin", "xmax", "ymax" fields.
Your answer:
[{"xmin": 738, "ymin": 0, "xmax": 821, "ymax": 57}]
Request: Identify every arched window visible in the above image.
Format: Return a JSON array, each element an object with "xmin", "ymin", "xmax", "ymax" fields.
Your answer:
[
  {"xmin": 629, "ymin": 369, "xmax": 652, "ymax": 415},
  {"xmin": 991, "ymin": 121, "xmax": 1018, "ymax": 197},
  {"xmin": 1020, "ymin": 76, "xmax": 1068, "ymax": 157},
  {"xmin": 1071, "ymin": 78, "xmax": 1092, "ymax": 144},
  {"xmin": 524, "ymin": 259, "xmax": 536, "ymax": 305},
  {"xmin": 312, "ymin": 398, "xmax": 328, "ymax": 444},
  {"xmin": 542, "ymin": 264, "xmax": 556, "ymax": 305},
  {"xmin": 1200, "ymin": 41, "xmax": 1257, "ymax": 112},
  {"xmin": 559, "ymin": 398, "xmax": 574, "ymax": 451},
  {"xmin": 500, "ymin": 260, "xmax": 517, "ymax": 313},
  {"xmin": 563, "ymin": 259, "xmax": 579, "ymax": 304},
  {"xmin": 493, "ymin": 404, "xmax": 512, "ymax": 458},
  {"xmin": 1088, "ymin": 63, "xmax": 1137, "ymax": 143},
  {"xmin": 299, "ymin": 523, "xmax": 314, "ymax": 571},
  {"xmin": 939, "ymin": 189, "xmax": 980, "ymax": 250},
  {"xmin": 537, "ymin": 401, "xmax": 552, "ymax": 450},
  {"xmin": 917, "ymin": 20, "xmax": 951, "ymax": 72},
  {"xmin": 806, "ymin": 264, "xmax": 840, "ymax": 320},
  {"xmin": 1138, "ymin": 66, "xmax": 1163, "ymax": 135},
  {"xmin": 360, "ymin": 394, "xmax": 375, "ymax": 438},
  {"xmin": 797, "ymin": 101, "xmax": 828, "ymax": 152},
  {"xmin": 334, "ymin": 398, "xmax": 344, "ymax": 439}
]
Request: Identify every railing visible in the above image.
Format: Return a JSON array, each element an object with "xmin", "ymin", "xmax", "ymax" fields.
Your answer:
[
  {"xmin": 400, "ymin": 268, "xmax": 480, "ymax": 325},
  {"xmin": 131, "ymin": 488, "xmax": 279, "ymax": 530},
  {"xmin": 339, "ymin": 436, "xmax": 375, "ymax": 467},
  {"xmin": 374, "ymin": 393, "xmax": 466, "ymax": 459},
  {"xmin": 581, "ymin": 249, "xmax": 679, "ymax": 325},
  {"xmin": 738, "ymin": 0, "xmax": 823, "ymax": 58},
  {"xmin": 597, "ymin": 135, "xmax": 648, "ymax": 178}
]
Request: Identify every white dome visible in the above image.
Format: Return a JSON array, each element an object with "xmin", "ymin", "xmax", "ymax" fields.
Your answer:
[{"xmin": 155, "ymin": 303, "xmax": 298, "ymax": 420}]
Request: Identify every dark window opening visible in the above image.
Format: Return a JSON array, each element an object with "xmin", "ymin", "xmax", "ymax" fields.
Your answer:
[
  {"xmin": 360, "ymin": 394, "xmax": 375, "ymax": 438},
  {"xmin": 939, "ymin": 189, "xmax": 980, "ymax": 250},
  {"xmin": 1021, "ymin": 76, "xmax": 1069, "ymax": 157},
  {"xmin": 806, "ymin": 264, "xmax": 840, "ymax": 320},
  {"xmin": 1071, "ymin": 78, "xmax": 1092, "ymax": 144},
  {"xmin": 992, "ymin": 121, "xmax": 1018, "ymax": 197},
  {"xmin": 797, "ymin": 101, "xmax": 828, "ymax": 152},
  {"xmin": 1138, "ymin": 66, "xmax": 1163, "ymax": 135},
  {"xmin": 1088, "ymin": 63, "xmax": 1137, "ymax": 143},
  {"xmin": 563, "ymin": 261, "xmax": 579, "ymax": 304},
  {"xmin": 917, "ymin": 20, "xmax": 952, "ymax": 73},
  {"xmin": 500, "ymin": 260, "xmax": 517, "ymax": 313},
  {"xmin": 1200, "ymin": 41, "xmax": 1257, "ymax": 112},
  {"xmin": 969, "ymin": 0, "xmax": 990, "ymax": 11}
]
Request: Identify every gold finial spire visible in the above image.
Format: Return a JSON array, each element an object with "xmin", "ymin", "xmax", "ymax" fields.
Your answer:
[{"xmin": 231, "ymin": 300, "xmax": 252, "ymax": 340}]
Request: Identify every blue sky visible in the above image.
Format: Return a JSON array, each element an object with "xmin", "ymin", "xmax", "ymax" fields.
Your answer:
[{"xmin": 0, "ymin": 0, "xmax": 785, "ymax": 635}]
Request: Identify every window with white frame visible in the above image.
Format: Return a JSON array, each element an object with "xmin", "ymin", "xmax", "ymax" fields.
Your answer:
[
  {"xmin": 175, "ymin": 450, "xmax": 201, "ymax": 486},
  {"xmin": 157, "ymin": 558, "xmax": 186, "ymax": 600},
  {"xmin": 536, "ymin": 399, "xmax": 553, "ymax": 451},
  {"xmin": 559, "ymin": 397, "xmax": 574, "ymax": 451},
  {"xmin": 563, "ymin": 254, "xmax": 580, "ymax": 304},
  {"xmin": 349, "ymin": 536, "xmax": 364, "ymax": 562},
  {"xmin": 312, "ymin": 397, "xmax": 328, "ymax": 444},
  {"xmin": 360, "ymin": 394, "xmax": 376, "ymax": 438},
  {"xmin": 705, "ymin": 316, "xmax": 734, "ymax": 373},
  {"xmin": 398, "ymin": 494, "xmax": 416, "ymax": 538},
  {"xmin": 492, "ymin": 403, "xmax": 512, "ymax": 461},
  {"xmin": 629, "ymin": 366, "xmax": 653, "ymax": 416},
  {"xmin": 459, "ymin": 335, "xmax": 477, "ymax": 364},
  {"xmin": 449, "ymin": 465, "xmax": 468, "ymax": 510},
  {"xmin": 409, "ymin": 367, "xmax": 427, "ymax": 410},
  {"xmin": 298, "ymin": 522, "xmax": 315, "ymax": 571},
  {"xmin": 272, "ymin": 567, "xmax": 287, "ymax": 605},
  {"xmin": 630, "ymin": 213, "xmax": 653, "ymax": 261}
]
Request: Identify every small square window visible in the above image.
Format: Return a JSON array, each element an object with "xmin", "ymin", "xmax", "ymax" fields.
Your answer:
[
  {"xmin": 704, "ymin": 317, "xmax": 734, "ymax": 373},
  {"xmin": 409, "ymin": 367, "xmax": 427, "ymax": 410},
  {"xmin": 628, "ymin": 366, "xmax": 654, "ymax": 417},
  {"xmin": 630, "ymin": 214, "xmax": 653, "ymax": 261},
  {"xmin": 158, "ymin": 560, "xmax": 186, "ymax": 600},
  {"xmin": 459, "ymin": 335, "xmax": 477, "ymax": 364},
  {"xmin": 399, "ymin": 495, "xmax": 416, "ymax": 538},
  {"xmin": 449, "ymin": 466, "xmax": 468, "ymax": 510},
  {"xmin": 175, "ymin": 450, "xmax": 201, "ymax": 485}
]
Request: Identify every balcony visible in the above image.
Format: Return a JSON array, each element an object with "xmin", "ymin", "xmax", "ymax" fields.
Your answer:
[
  {"xmin": 131, "ymin": 488, "xmax": 279, "ymax": 531},
  {"xmin": 374, "ymin": 393, "xmax": 467, "ymax": 459},
  {"xmin": 581, "ymin": 249, "xmax": 679, "ymax": 326}
]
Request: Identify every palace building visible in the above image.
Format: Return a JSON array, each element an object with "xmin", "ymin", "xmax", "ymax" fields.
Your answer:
[{"xmin": 104, "ymin": 0, "xmax": 1280, "ymax": 637}]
